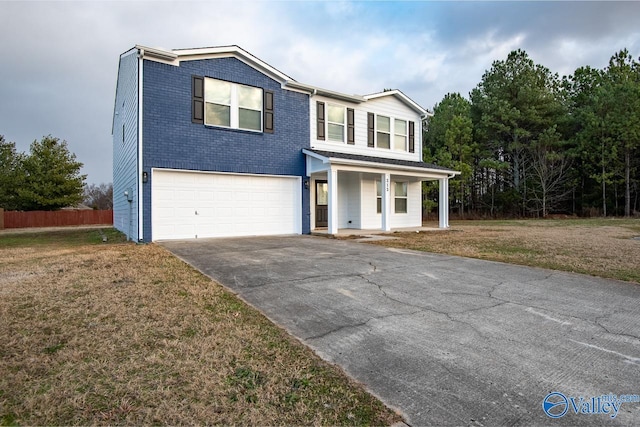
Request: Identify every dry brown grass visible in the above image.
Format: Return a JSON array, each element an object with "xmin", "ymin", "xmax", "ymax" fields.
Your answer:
[
  {"xmin": 0, "ymin": 230, "xmax": 401, "ymax": 426},
  {"xmin": 373, "ymin": 218, "xmax": 640, "ymax": 283}
]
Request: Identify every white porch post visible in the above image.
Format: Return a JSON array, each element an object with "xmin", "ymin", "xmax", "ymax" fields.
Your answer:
[
  {"xmin": 328, "ymin": 168, "xmax": 339, "ymax": 235},
  {"xmin": 438, "ymin": 177, "xmax": 449, "ymax": 228},
  {"xmin": 381, "ymin": 173, "xmax": 391, "ymax": 231}
]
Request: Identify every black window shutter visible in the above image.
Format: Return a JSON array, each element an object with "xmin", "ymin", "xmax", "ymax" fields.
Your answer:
[
  {"xmin": 192, "ymin": 76, "xmax": 204, "ymax": 124},
  {"xmin": 367, "ymin": 112, "xmax": 375, "ymax": 147},
  {"xmin": 408, "ymin": 121, "xmax": 415, "ymax": 153},
  {"xmin": 347, "ymin": 108, "xmax": 355, "ymax": 144},
  {"xmin": 409, "ymin": 122, "xmax": 416, "ymax": 153},
  {"xmin": 317, "ymin": 102, "xmax": 325, "ymax": 140},
  {"xmin": 264, "ymin": 90, "xmax": 274, "ymax": 133}
]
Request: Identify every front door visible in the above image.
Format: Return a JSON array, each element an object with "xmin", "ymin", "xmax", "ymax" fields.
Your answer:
[{"xmin": 315, "ymin": 180, "xmax": 328, "ymax": 228}]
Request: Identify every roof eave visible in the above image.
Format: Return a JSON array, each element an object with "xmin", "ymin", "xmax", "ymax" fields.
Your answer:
[
  {"xmin": 302, "ymin": 149, "xmax": 459, "ymax": 176},
  {"xmin": 135, "ymin": 45, "xmax": 178, "ymax": 62},
  {"xmin": 364, "ymin": 90, "xmax": 428, "ymax": 116},
  {"xmin": 134, "ymin": 44, "xmax": 294, "ymax": 83},
  {"xmin": 285, "ymin": 81, "xmax": 365, "ymax": 103}
]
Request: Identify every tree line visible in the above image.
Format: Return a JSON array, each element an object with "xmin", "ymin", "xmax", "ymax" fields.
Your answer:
[
  {"xmin": 424, "ymin": 49, "xmax": 640, "ymax": 218},
  {"xmin": 0, "ymin": 135, "xmax": 111, "ymax": 211}
]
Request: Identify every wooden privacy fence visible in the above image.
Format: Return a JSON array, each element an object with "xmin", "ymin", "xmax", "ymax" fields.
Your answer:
[{"xmin": 1, "ymin": 209, "xmax": 113, "ymax": 229}]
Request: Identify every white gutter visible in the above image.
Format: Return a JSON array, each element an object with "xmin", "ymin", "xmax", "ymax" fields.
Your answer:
[
  {"xmin": 135, "ymin": 44, "xmax": 177, "ymax": 62},
  {"xmin": 285, "ymin": 81, "xmax": 365, "ymax": 103},
  {"xmin": 137, "ymin": 48, "xmax": 144, "ymax": 241}
]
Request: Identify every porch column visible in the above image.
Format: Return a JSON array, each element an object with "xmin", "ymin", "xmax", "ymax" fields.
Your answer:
[
  {"xmin": 381, "ymin": 173, "xmax": 391, "ymax": 231},
  {"xmin": 438, "ymin": 177, "xmax": 449, "ymax": 228},
  {"xmin": 328, "ymin": 168, "xmax": 339, "ymax": 235}
]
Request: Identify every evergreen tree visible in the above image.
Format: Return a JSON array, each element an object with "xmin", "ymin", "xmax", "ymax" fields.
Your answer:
[{"xmin": 16, "ymin": 135, "xmax": 86, "ymax": 211}]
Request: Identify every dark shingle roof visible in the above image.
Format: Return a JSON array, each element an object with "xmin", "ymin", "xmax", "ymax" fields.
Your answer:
[{"xmin": 306, "ymin": 149, "xmax": 455, "ymax": 172}]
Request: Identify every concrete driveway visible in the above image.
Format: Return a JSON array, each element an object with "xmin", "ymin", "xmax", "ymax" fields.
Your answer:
[{"xmin": 162, "ymin": 235, "xmax": 640, "ymax": 426}]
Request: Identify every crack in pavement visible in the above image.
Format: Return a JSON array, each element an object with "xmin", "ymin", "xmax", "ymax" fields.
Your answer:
[
  {"xmin": 595, "ymin": 313, "xmax": 640, "ymax": 341},
  {"xmin": 240, "ymin": 272, "xmax": 367, "ymax": 291},
  {"xmin": 304, "ymin": 309, "xmax": 424, "ymax": 341}
]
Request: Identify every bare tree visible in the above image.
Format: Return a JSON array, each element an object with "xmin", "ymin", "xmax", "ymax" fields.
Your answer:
[
  {"xmin": 83, "ymin": 183, "xmax": 113, "ymax": 210},
  {"xmin": 529, "ymin": 128, "xmax": 572, "ymax": 217}
]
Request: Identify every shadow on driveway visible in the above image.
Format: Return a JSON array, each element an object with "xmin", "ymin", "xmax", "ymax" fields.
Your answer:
[{"xmin": 162, "ymin": 235, "xmax": 640, "ymax": 426}]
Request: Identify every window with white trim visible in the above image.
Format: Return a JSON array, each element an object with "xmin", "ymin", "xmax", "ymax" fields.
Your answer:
[
  {"xmin": 376, "ymin": 115, "xmax": 391, "ymax": 149},
  {"xmin": 204, "ymin": 78, "xmax": 262, "ymax": 131},
  {"xmin": 394, "ymin": 119, "xmax": 407, "ymax": 151},
  {"xmin": 368, "ymin": 113, "xmax": 415, "ymax": 153},
  {"xmin": 327, "ymin": 104, "xmax": 345, "ymax": 142},
  {"xmin": 376, "ymin": 180, "xmax": 382, "ymax": 214},
  {"xmin": 395, "ymin": 182, "xmax": 407, "ymax": 213}
]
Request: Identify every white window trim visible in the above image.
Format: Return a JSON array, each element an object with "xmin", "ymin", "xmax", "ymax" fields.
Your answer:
[
  {"xmin": 376, "ymin": 115, "xmax": 391, "ymax": 150},
  {"xmin": 394, "ymin": 119, "xmax": 407, "ymax": 151},
  {"xmin": 204, "ymin": 78, "xmax": 263, "ymax": 132},
  {"xmin": 326, "ymin": 103, "xmax": 346, "ymax": 143},
  {"xmin": 375, "ymin": 114, "xmax": 411, "ymax": 152},
  {"xmin": 394, "ymin": 181, "xmax": 408, "ymax": 214}
]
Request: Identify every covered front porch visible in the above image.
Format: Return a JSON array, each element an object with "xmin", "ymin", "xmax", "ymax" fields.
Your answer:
[{"xmin": 304, "ymin": 150, "xmax": 458, "ymax": 235}]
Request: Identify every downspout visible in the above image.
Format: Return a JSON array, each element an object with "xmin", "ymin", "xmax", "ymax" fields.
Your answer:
[{"xmin": 137, "ymin": 48, "xmax": 144, "ymax": 241}]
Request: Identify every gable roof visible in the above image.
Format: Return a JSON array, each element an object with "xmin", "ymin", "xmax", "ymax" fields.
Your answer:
[
  {"xmin": 364, "ymin": 90, "xmax": 429, "ymax": 116},
  {"xmin": 132, "ymin": 45, "xmax": 429, "ymax": 115},
  {"xmin": 135, "ymin": 44, "xmax": 294, "ymax": 83}
]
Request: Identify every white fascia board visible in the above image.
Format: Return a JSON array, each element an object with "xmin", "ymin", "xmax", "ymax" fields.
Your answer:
[
  {"xmin": 286, "ymin": 81, "xmax": 365, "ymax": 103},
  {"xmin": 173, "ymin": 45, "xmax": 294, "ymax": 82},
  {"xmin": 364, "ymin": 90, "xmax": 428, "ymax": 116},
  {"xmin": 303, "ymin": 149, "xmax": 459, "ymax": 177},
  {"xmin": 329, "ymin": 163, "xmax": 452, "ymax": 180},
  {"xmin": 136, "ymin": 45, "xmax": 178, "ymax": 62},
  {"xmin": 330, "ymin": 158, "xmax": 459, "ymax": 177}
]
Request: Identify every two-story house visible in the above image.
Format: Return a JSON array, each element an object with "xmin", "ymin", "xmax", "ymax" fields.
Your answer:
[{"xmin": 112, "ymin": 45, "xmax": 457, "ymax": 242}]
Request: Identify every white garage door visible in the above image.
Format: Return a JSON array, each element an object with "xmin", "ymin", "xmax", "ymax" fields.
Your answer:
[{"xmin": 152, "ymin": 169, "xmax": 301, "ymax": 241}]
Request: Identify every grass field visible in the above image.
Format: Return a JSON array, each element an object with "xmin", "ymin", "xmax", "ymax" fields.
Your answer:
[
  {"xmin": 0, "ymin": 229, "xmax": 400, "ymax": 426},
  {"xmin": 372, "ymin": 218, "xmax": 640, "ymax": 283}
]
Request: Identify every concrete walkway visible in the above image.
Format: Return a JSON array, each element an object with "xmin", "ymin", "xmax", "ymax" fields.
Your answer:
[{"xmin": 162, "ymin": 235, "xmax": 640, "ymax": 426}]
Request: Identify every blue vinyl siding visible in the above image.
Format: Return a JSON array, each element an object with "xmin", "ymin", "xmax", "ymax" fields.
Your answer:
[
  {"xmin": 140, "ymin": 57, "xmax": 310, "ymax": 241},
  {"xmin": 112, "ymin": 50, "xmax": 140, "ymax": 241}
]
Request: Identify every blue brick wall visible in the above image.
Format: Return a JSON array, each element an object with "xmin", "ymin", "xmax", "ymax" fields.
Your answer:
[{"xmin": 140, "ymin": 57, "xmax": 310, "ymax": 241}]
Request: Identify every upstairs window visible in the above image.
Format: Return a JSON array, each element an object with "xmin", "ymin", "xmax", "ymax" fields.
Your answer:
[
  {"xmin": 238, "ymin": 85, "xmax": 262, "ymax": 131},
  {"xmin": 327, "ymin": 104, "xmax": 345, "ymax": 142},
  {"xmin": 205, "ymin": 79, "xmax": 232, "ymax": 127},
  {"xmin": 317, "ymin": 102, "xmax": 354, "ymax": 144},
  {"xmin": 192, "ymin": 76, "xmax": 271, "ymax": 132},
  {"xmin": 367, "ymin": 114, "xmax": 416, "ymax": 153},
  {"xmin": 376, "ymin": 115, "xmax": 391, "ymax": 149},
  {"xmin": 394, "ymin": 119, "xmax": 407, "ymax": 151},
  {"xmin": 203, "ymin": 77, "xmax": 263, "ymax": 132}
]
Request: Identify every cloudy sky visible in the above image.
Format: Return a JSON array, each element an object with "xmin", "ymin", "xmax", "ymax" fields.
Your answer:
[{"xmin": 1, "ymin": 1, "xmax": 639, "ymax": 184}]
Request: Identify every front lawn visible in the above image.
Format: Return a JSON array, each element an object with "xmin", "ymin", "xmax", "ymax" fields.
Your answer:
[
  {"xmin": 0, "ymin": 228, "xmax": 400, "ymax": 425},
  {"xmin": 372, "ymin": 218, "xmax": 640, "ymax": 283}
]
